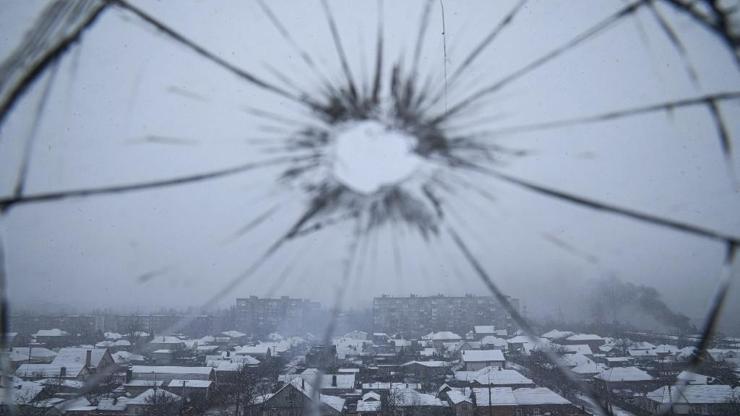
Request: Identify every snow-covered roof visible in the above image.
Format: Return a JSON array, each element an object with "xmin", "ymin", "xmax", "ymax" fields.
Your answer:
[
  {"xmin": 131, "ymin": 365, "xmax": 214, "ymax": 376},
  {"xmin": 629, "ymin": 348, "xmax": 657, "ymax": 357},
  {"xmin": 566, "ymin": 333, "xmax": 603, "ymax": 342},
  {"xmin": 356, "ymin": 399, "xmax": 381, "ymax": 412},
  {"xmin": 445, "ymin": 389, "xmax": 472, "ymax": 405},
  {"xmin": 238, "ymin": 344, "xmax": 272, "ymax": 355},
  {"xmin": 342, "ymin": 330, "xmax": 368, "ymax": 340},
  {"xmin": 321, "ymin": 394, "xmax": 346, "ymax": 412},
  {"xmin": 646, "ymin": 385, "xmax": 740, "ymax": 404},
  {"xmin": 362, "ymin": 382, "xmax": 421, "ymax": 390},
  {"xmin": 513, "ymin": 387, "xmax": 571, "ymax": 405},
  {"xmin": 654, "ymin": 344, "xmax": 680, "ymax": 354},
  {"xmin": 541, "ymin": 329, "xmax": 574, "ymax": 340},
  {"xmin": 128, "ymin": 388, "xmax": 181, "ymax": 405},
  {"xmin": 277, "ymin": 378, "xmax": 346, "ymax": 411},
  {"xmin": 96, "ymin": 397, "xmax": 129, "ymax": 412},
  {"xmin": 362, "ymin": 391, "xmax": 381, "ymax": 401},
  {"xmin": 168, "ymin": 379, "xmax": 213, "ymax": 388},
  {"xmin": 16, "ymin": 363, "xmax": 85, "ymax": 379},
  {"xmin": 392, "ymin": 387, "xmax": 448, "ymax": 407},
  {"xmin": 401, "ymin": 360, "xmax": 449, "ymax": 368},
  {"xmin": 473, "ymin": 387, "xmax": 516, "ymax": 406},
  {"xmin": 104, "ymin": 332, "xmax": 123, "ymax": 340},
  {"xmin": 563, "ymin": 344, "xmax": 593, "ymax": 355},
  {"xmin": 571, "ymin": 362, "xmax": 607, "ymax": 375},
  {"xmin": 149, "ymin": 336, "xmax": 183, "ymax": 344},
  {"xmin": 677, "ymin": 370, "xmax": 712, "ymax": 385},
  {"xmin": 53, "ymin": 348, "xmax": 109, "ymax": 369},
  {"xmin": 595, "ymin": 366, "xmax": 654, "ymax": 382},
  {"xmin": 422, "ymin": 331, "xmax": 462, "ymax": 341},
  {"xmin": 0, "ymin": 381, "xmax": 45, "ymax": 405},
  {"xmin": 559, "ymin": 353, "xmax": 594, "ymax": 368},
  {"xmin": 279, "ymin": 369, "xmax": 356, "ymax": 390},
  {"xmin": 11, "ymin": 347, "xmax": 57, "ymax": 359},
  {"xmin": 39, "ymin": 378, "xmax": 84, "ymax": 389},
  {"xmin": 474, "ymin": 326, "xmax": 496, "ymax": 334},
  {"xmin": 506, "ymin": 335, "xmax": 530, "ymax": 344},
  {"xmin": 454, "ymin": 367, "xmax": 533, "ymax": 386},
  {"xmin": 112, "ymin": 351, "xmax": 145, "ymax": 364},
  {"xmin": 34, "ymin": 329, "xmax": 69, "ymax": 337},
  {"xmin": 124, "ymin": 380, "xmax": 166, "ymax": 387},
  {"xmin": 480, "ymin": 336, "xmax": 507, "ymax": 347},
  {"xmin": 461, "ymin": 349, "xmax": 504, "ymax": 363},
  {"xmin": 221, "ymin": 330, "xmax": 246, "ymax": 338}
]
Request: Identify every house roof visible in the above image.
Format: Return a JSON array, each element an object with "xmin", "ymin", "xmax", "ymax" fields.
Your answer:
[
  {"xmin": 473, "ymin": 387, "xmax": 571, "ymax": 406},
  {"xmin": 541, "ymin": 329, "xmax": 574, "ymax": 340},
  {"xmin": 677, "ymin": 370, "xmax": 712, "ymax": 385},
  {"xmin": 128, "ymin": 388, "xmax": 182, "ymax": 405},
  {"xmin": 422, "ymin": 331, "xmax": 462, "ymax": 341},
  {"xmin": 480, "ymin": 336, "xmax": 507, "ymax": 347},
  {"xmin": 221, "ymin": 330, "xmax": 246, "ymax": 338},
  {"xmin": 472, "ymin": 387, "xmax": 516, "ymax": 406},
  {"xmin": 272, "ymin": 378, "xmax": 346, "ymax": 412},
  {"xmin": 356, "ymin": 399, "xmax": 381, "ymax": 412},
  {"xmin": 445, "ymin": 389, "xmax": 473, "ymax": 405},
  {"xmin": 112, "ymin": 351, "xmax": 145, "ymax": 364},
  {"xmin": 150, "ymin": 336, "xmax": 183, "ymax": 344},
  {"xmin": 401, "ymin": 360, "xmax": 448, "ymax": 368},
  {"xmin": 474, "ymin": 326, "xmax": 496, "ymax": 334},
  {"xmin": 16, "ymin": 363, "xmax": 86, "ymax": 379},
  {"xmin": 461, "ymin": 349, "xmax": 504, "ymax": 363},
  {"xmin": 454, "ymin": 367, "xmax": 533, "ymax": 385},
  {"xmin": 392, "ymin": 387, "xmax": 447, "ymax": 407},
  {"xmin": 362, "ymin": 382, "xmax": 421, "ymax": 390},
  {"xmin": 131, "ymin": 365, "xmax": 214, "ymax": 376},
  {"xmin": 512, "ymin": 387, "xmax": 571, "ymax": 405},
  {"xmin": 506, "ymin": 335, "xmax": 530, "ymax": 344},
  {"xmin": 566, "ymin": 333, "xmax": 603, "ymax": 342},
  {"xmin": 559, "ymin": 353, "xmax": 594, "ymax": 368},
  {"xmin": 96, "ymin": 397, "xmax": 129, "ymax": 411},
  {"xmin": 563, "ymin": 344, "xmax": 593, "ymax": 355},
  {"xmin": 34, "ymin": 329, "xmax": 69, "ymax": 337},
  {"xmin": 53, "ymin": 348, "xmax": 109, "ymax": 369},
  {"xmin": 595, "ymin": 366, "xmax": 654, "ymax": 382},
  {"xmin": 646, "ymin": 385, "xmax": 740, "ymax": 404},
  {"xmin": 11, "ymin": 347, "xmax": 57, "ymax": 359},
  {"xmin": 571, "ymin": 362, "xmax": 607, "ymax": 375},
  {"xmin": 168, "ymin": 379, "xmax": 213, "ymax": 388},
  {"xmin": 0, "ymin": 381, "xmax": 45, "ymax": 405}
]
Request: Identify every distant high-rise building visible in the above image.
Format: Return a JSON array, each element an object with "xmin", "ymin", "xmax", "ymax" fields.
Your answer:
[
  {"xmin": 235, "ymin": 296, "xmax": 321, "ymax": 336},
  {"xmin": 372, "ymin": 294, "xmax": 518, "ymax": 337}
]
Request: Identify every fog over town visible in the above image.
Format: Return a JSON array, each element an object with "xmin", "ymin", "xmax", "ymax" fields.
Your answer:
[{"xmin": 1, "ymin": 1, "xmax": 740, "ymax": 415}]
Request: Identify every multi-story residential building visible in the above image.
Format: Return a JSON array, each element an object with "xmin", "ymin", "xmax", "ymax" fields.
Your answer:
[
  {"xmin": 372, "ymin": 294, "xmax": 518, "ymax": 338},
  {"xmin": 235, "ymin": 296, "xmax": 321, "ymax": 336}
]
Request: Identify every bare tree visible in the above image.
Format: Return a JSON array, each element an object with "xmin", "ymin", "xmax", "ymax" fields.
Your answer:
[{"xmin": 143, "ymin": 389, "xmax": 181, "ymax": 416}]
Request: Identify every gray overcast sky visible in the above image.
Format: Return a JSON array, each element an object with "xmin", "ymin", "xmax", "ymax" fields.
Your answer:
[{"xmin": 1, "ymin": 0, "xmax": 739, "ymax": 332}]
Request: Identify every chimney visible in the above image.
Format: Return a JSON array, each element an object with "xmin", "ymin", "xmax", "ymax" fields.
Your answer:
[
  {"xmin": 331, "ymin": 375, "xmax": 337, "ymax": 387},
  {"xmin": 60, "ymin": 367, "xmax": 67, "ymax": 378},
  {"xmin": 125, "ymin": 369, "xmax": 132, "ymax": 383},
  {"xmin": 85, "ymin": 350, "xmax": 92, "ymax": 368},
  {"xmin": 301, "ymin": 378, "xmax": 305, "ymax": 390}
]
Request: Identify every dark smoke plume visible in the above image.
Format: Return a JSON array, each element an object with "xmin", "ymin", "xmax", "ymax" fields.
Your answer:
[{"xmin": 588, "ymin": 276, "xmax": 695, "ymax": 332}]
